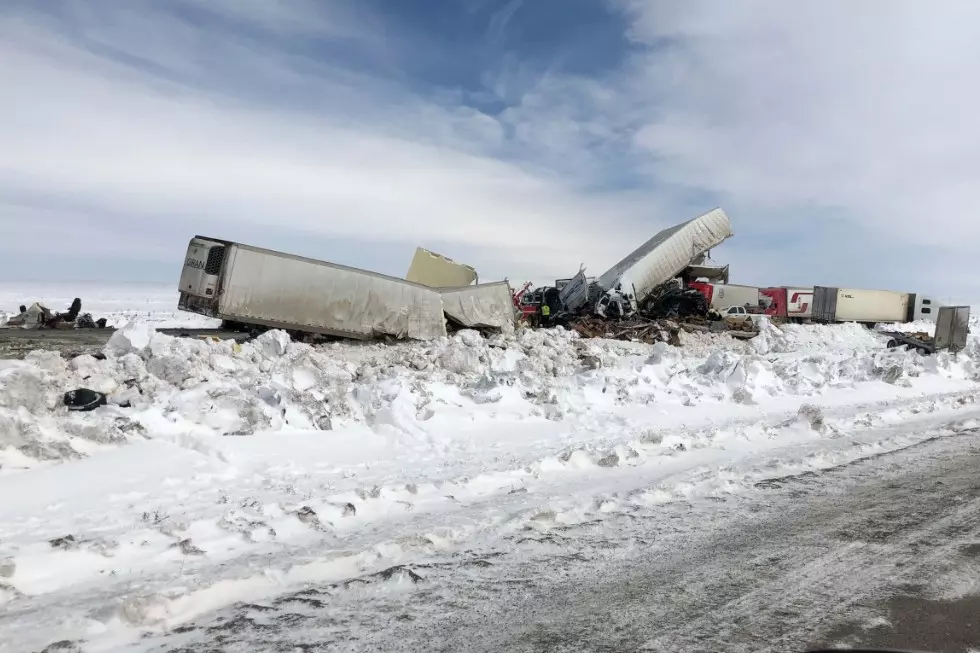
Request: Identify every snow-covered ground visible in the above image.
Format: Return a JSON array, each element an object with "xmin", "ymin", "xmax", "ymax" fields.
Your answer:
[
  {"xmin": 0, "ymin": 282, "xmax": 219, "ymax": 328},
  {"xmin": 0, "ymin": 302, "xmax": 979, "ymax": 651}
]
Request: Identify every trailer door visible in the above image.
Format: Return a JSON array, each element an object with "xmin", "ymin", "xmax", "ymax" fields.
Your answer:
[{"xmin": 935, "ymin": 306, "xmax": 971, "ymax": 352}]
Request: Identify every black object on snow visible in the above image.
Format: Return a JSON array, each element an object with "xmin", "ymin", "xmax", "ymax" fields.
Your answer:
[{"xmin": 63, "ymin": 389, "xmax": 107, "ymax": 412}]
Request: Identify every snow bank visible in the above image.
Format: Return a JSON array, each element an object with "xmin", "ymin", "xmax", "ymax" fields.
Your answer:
[{"xmin": 1, "ymin": 319, "xmax": 977, "ymax": 470}]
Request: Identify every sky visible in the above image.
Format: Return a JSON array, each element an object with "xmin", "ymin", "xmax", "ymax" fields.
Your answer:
[{"xmin": 1, "ymin": 0, "xmax": 978, "ymax": 302}]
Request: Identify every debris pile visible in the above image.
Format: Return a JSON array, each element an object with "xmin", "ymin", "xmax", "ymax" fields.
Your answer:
[
  {"xmin": 1, "ymin": 298, "xmax": 108, "ymax": 331},
  {"xmin": 569, "ymin": 316, "xmax": 681, "ymax": 346}
]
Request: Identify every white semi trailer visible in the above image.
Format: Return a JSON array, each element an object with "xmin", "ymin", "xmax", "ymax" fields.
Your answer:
[
  {"xmin": 595, "ymin": 208, "xmax": 734, "ymax": 316},
  {"xmin": 177, "ymin": 237, "xmax": 448, "ymax": 340},
  {"xmin": 811, "ymin": 286, "xmax": 940, "ymax": 325}
]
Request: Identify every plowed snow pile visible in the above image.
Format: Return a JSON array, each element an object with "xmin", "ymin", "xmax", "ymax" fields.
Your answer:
[
  {"xmin": 1, "ymin": 318, "xmax": 979, "ymax": 651},
  {"xmin": 1, "ymin": 320, "xmax": 972, "ymax": 467}
]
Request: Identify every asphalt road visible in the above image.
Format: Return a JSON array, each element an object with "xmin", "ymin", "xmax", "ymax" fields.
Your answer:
[{"xmin": 117, "ymin": 428, "xmax": 980, "ymax": 653}]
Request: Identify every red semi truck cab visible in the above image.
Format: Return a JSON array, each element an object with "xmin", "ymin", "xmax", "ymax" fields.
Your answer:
[{"xmin": 687, "ymin": 281, "xmax": 714, "ymax": 305}]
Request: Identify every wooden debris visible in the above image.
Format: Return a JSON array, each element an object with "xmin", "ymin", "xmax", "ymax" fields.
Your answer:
[{"xmin": 568, "ymin": 315, "xmax": 757, "ymax": 345}]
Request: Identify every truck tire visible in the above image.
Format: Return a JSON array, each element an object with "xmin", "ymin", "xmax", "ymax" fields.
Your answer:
[{"xmin": 886, "ymin": 339, "xmax": 898, "ymax": 348}]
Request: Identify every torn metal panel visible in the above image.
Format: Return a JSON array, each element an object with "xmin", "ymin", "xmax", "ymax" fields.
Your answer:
[
  {"xmin": 559, "ymin": 268, "xmax": 591, "ymax": 313},
  {"xmin": 440, "ymin": 281, "xmax": 516, "ymax": 331},
  {"xmin": 406, "ymin": 247, "xmax": 478, "ymax": 288}
]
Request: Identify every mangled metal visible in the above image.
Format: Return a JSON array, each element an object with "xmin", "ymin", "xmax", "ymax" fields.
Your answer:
[{"xmin": 440, "ymin": 281, "xmax": 517, "ymax": 331}]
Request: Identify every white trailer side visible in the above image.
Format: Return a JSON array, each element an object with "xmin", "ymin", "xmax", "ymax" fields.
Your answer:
[
  {"xmin": 597, "ymin": 208, "xmax": 734, "ymax": 312},
  {"xmin": 440, "ymin": 281, "xmax": 516, "ymax": 331},
  {"xmin": 178, "ymin": 237, "xmax": 448, "ymax": 340},
  {"xmin": 812, "ymin": 286, "xmax": 913, "ymax": 324}
]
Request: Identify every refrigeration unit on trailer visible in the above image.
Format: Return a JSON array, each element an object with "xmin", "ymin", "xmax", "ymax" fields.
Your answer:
[
  {"xmin": 595, "ymin": 208, "xmax": 734, "ymax": 316},
  {"xmin": 177, "ymin": 237, "xmax": 448, "ymax": 340}
]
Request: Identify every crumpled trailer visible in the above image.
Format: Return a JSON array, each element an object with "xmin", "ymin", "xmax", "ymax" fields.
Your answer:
[
  {"xmin": 439, "ymin": 281, "xmax": 517, "ymax": 331},
  {"xmin": 177, "ymin": 236, "xmax": 448, "ymax": 340},
  {"xmin": 595, "ymin": 208, "xmax": 734, "ymax": 316}
]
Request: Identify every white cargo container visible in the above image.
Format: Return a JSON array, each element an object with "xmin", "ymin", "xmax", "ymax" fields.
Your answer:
[
  {"xmin": 596, "ymin": 208, "xmax": 734, "ymax": 314},
  {"xmin": 439, "ymin": 281, "xmax": 516, "ymax": 331},
  {"xmin": 178, "ymin": 237, "xmax": 448, "ymax": 340},
  {"xmin": 812, "ymin": 286, "xmax": 915, "ymax": 324},
  {"xmin": 708, "ymin": 284, "xmax": 761, "ymax": 310}
]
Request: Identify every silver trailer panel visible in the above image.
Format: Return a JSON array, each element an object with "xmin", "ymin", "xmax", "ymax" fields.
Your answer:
[
  {"xmin": 210, "ymin": 241, "xmax": 447, "ymax": 340},
  {"xmin": 598, "ymin": 208, "xmax": 734, "ymax": 307},
  {"xmin": 934, "ymin": 306, "xmax": 971, "ymax": 352},
  {"xmin": 811, "ymin": 286, "xmax": 837, "ymax": 323},
  {"xmin": 440, "ymin": 281, "xmax": 516, "ymax": 331}
]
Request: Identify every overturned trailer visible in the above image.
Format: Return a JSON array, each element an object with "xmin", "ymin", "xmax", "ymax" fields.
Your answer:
[
  {"xmin": 594, "ymin": 208, "xmax": 734, "ymax": 316},
  {"xmin": 178, "ymin": 237, "xmax": 448, "ymax": 340},
  {"xmin": 177, "ymin": 237, "xmax": 515, "ymax": 341}
]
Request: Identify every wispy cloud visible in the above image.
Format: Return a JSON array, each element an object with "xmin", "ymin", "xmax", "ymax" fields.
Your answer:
[{"xmin": 0, "ymin": 0, "xmax": 977, "ymax": 301}]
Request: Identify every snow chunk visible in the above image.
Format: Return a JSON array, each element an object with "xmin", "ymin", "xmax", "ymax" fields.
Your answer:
[{"xmin": 105, "ymin": 321, "xmax": 153, "ymax": 357}]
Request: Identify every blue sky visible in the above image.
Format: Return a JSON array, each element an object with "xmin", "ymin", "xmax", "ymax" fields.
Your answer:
[{"xmin": 1, "ymin": 0, "xmax": 978, "ymax": 302}]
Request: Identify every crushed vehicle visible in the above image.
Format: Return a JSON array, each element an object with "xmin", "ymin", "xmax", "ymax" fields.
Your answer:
[{"xmin": 2, "ymin": 299, "xmax": 107, "ymax": 330}]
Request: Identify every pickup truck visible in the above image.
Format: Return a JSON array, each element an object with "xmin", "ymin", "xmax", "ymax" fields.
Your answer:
[{"xmin": 721, "ymin": 305, "xmax": 766, "ymax": 329}]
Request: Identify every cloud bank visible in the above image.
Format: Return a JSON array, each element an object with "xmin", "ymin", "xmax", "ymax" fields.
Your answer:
[{"xmin": 1, "ymin": 0, "xmax": 977, "ymax": 301}]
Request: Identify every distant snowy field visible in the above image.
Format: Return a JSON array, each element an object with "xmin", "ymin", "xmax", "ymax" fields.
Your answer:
[
  {"xmin": 0, "ymin": 287, "xmax": 978, "ymax": 651},
  {"xmin": 0, "ymin": 282, "xmax": 219, "ymax": 328}
]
